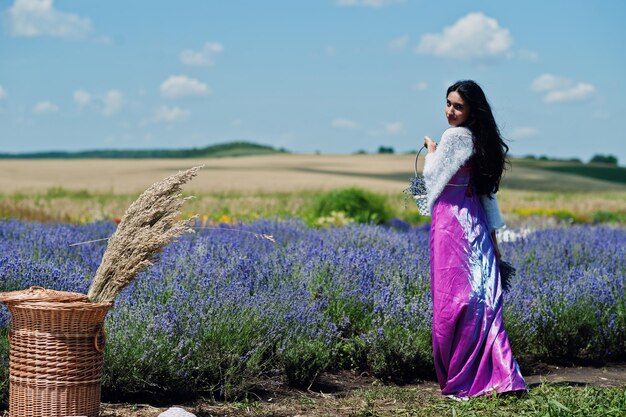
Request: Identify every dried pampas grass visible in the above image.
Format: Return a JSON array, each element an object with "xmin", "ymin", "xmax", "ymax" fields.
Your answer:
[{"xmin": 87, "ymin": 166, "xmax": 202, "ymax": 303}]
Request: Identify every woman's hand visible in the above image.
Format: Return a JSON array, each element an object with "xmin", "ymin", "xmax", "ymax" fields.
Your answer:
[{"xmin": 424, "ymin": 136, "xmax": 437, "ymax": 153}]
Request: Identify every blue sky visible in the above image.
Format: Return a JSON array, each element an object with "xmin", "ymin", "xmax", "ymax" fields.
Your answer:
[{"xmin": 1, "ymin": 0, "xmax": 625, "ymax": 164}]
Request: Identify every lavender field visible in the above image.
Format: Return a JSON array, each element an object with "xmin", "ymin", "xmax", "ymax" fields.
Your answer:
[{"xmin": 0, "ymin": 219, "xmax": 624, "ymax": 403}]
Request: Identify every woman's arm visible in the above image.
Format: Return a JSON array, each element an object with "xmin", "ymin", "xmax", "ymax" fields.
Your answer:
[
  {"xmin": 422, "ymin": 127, "xmax": 474, "ymax": 214},
  {"xmin": 480, "ymin": 193, "xmax": 505, "ymax": 231}
]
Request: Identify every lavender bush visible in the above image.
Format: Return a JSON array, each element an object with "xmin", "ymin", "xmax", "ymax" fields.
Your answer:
[
  {"xmin": 0, "ymin": 219, "xmax": 624, "ymax": 402},
  {"xmin": 504, "ymin": 226, "xmax": 626, "ymax": 363}
]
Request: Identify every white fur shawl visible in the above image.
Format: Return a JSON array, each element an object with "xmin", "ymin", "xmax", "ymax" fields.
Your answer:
[{"xmin": 423, "ymin": 126, "xmax": 505, "ymax": 231}]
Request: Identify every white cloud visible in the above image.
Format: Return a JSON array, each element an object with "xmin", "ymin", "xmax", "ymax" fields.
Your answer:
[
  {"xmin": 73, "ymin": 89, "xmax": 123, "ymax": 115},
  {"xmin": 0, "ymin": 85, "xmax": 6, "ymax": 99},
  {"xmin": 544, "ymin": 83, "xmax": 595, "ymax": 104},
  {"xmin": 530, "ymin": 74, "xmax": 596, "ymax": 103},
  {"xmin": 180, "ymin": 42, "xmax": 223, "ymax": 66},
  {"xmin": 416, "ymin": 12, "xmax": 512, "ymax": 60},
  {"xmin": 33, "ymin": 100, "xmax": 59, "ymax": 113},
  {"xmin": 102, "ymin": 90, "xmax": 123, "ymax": 115},
  {"xmin": 385, "ymin": 122, "xmax": 403, "ymax": 135},
  {"xmin": 154, "ymin": 106, "xmax": 190, "ymax": 123},
  {"xmin": 160, "ymin": 75, "xmax": 211, "ymax": 98},
  {"xmin": 530, "ymin": 74, "xmax": 571, "ymax": 92},
  {"xmin": 9, "ymin": 0, "xmax": 92, "ymax": 39},
  {"xmin": 509, "ymin": 127, "xmax": 539, "ymax": 139},
  {"xmin": 325, "ymin": 46, "xmax": 337, "ymax": 56},
  {"xmin": 336, "ymin": 0, "xmax": 403, "ymax": 7},
  {"xmin": 412, "ymin": 82, "xmax": 428, "ymax": 92},
  {"xmin": 389, "ymin": 35, "xmax": 409, "ymax": 51},
  {"xmin": 332, "ymin": 118, "xmax": 360, "ymax": 129},
  {"xmin": 73, "ymin": 89, "xmax": 91, "ymax": 106}
]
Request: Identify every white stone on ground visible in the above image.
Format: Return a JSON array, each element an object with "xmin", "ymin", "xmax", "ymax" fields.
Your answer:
[{"xmin": 158, "ymin": 407, "xmax": 197, "ymax": 417}]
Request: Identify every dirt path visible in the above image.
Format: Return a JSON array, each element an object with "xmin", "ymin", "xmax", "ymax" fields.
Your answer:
[
  {"xmin": 99, "ymin": 364, "xmax": 626, "ymax": 417},
  {"xmin": 523, "ymin": 362, "xmax": 626, "ymax": 388}
]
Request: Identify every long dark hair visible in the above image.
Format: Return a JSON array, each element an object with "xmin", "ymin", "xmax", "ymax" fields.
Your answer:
[{"xmin": 447, "ymin": 80, "xmax": 509, "ymax": 195}]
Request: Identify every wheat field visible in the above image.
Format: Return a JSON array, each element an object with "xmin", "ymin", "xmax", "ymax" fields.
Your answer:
[
  {"xmin": 3, "ymin": 154, "xmax": 625, "ymax": 193},
  {"xmin": 0, "ymin": 154, "xmax": 418, "ymax": 194},
  {"xmin": 1, "ymin": 155, "xmax": 625, "ymax": 222}
]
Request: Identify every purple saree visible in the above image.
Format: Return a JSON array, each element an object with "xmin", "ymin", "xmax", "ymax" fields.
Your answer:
[{"xmin": 429, "ymin": 163, "xmax": 526, "ymax": 397}]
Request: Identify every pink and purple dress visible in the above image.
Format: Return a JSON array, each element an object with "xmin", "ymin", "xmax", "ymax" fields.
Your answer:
[{"xmin": 423, "ymin": 127, "xmax": 526, "ymax": 397}]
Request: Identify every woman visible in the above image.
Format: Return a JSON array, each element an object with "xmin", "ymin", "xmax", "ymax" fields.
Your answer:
[{"xmin": 423, "ymin": 80, "xmax": 526, "ymax": 398}]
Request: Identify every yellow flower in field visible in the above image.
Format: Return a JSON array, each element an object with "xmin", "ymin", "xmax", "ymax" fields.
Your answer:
[
  {"xmin": 315, "ymin": 210, "xmax": 354, "ymax": 228},
  {"xmin": 202, "ymin": 214, "xmax": 209, "ymax": 226},
  {"xmin": 511, "ymin": 207, "xmax": 587, "ymax": 223},
  {"xmin": 217, "ymin": 214, "xmax": 232, "ymax": 224}
]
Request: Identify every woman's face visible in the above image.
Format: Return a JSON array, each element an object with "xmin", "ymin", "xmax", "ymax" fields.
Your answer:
[{"xmin": 445, "ymin": 91, "xmax": 470, "ymax": 127}]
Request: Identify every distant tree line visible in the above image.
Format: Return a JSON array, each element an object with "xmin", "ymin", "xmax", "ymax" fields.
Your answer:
[
  {"xmin": 589, "ymin": 154, "xmax": 619, "ymax": 165},
  {"xmin": 522, "ymin": 154, "xmax": 619, "ymax": 166},
  {"xmin": 0, "ymin": 141, "xmax": 288, "ymax": 159},
  {"xmin": 353, "ymin": 146, "xmax": 396, "ymax": 155}
]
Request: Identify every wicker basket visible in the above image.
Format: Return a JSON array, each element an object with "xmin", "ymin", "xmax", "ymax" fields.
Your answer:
[{"xmin": 0, "ymin": 287, "xmax": 112, "ymax": 417}]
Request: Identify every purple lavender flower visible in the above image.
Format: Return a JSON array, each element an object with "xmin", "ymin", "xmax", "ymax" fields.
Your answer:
[{"xmin": 0, "ymin": 220, "xmax": 623, "ymax": 398}]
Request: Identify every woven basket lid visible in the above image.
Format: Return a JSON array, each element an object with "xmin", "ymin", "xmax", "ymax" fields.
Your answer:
[{"xmin": 0, "ymin": 286, "xmax": 88, "ymax": 304}]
